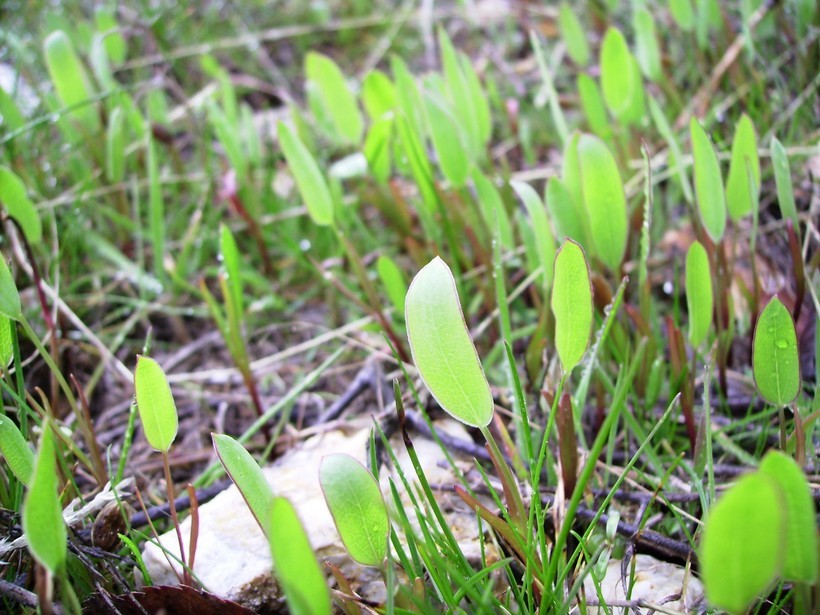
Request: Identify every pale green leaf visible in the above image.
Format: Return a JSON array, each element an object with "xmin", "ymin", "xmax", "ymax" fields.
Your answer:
[
  {"xmin": 725, "ymin": 114, "xmax": 760, "ymax": 221},
  {"xmin": 424, "ymin": 91, "xmax": 469, "ymax": 187},
  {"xmin": 700, "ymin": 473, "xmax": 783, "ymax": 614},
  {"xmin": 669, "ymin": 0, "xmax": 695, "ymax": 30},
  {"xmin": 576, "ymin": 74, "xmax": 610, "ymax": 139},
  {"xmin": 278, "ymin": 121, "xmax": 334, "ymax": 227},
  {"xmin": 759, "ymin": 451, "xmax": 818, "ymax": 582},
  {"xmin": 377, "ymin": 255, "xmax": 406, "ymax": 315},
  {"xmin": 0, "ymin": 314, "xmax": 12, "ymax": 367},
  {"xmin": 690, "ymin": 118, "xmax": 726, "ymax": 243},
  {"xmin": 405, "ymin": 257, "xmax": 493, "ymax": 428},
  {"xmin": 438, "ymin": 29, "xmax": 481, "ymax": 153},
  {"xmin": 0, "ymin": 255, "xmax": 22, "ymax": 322},
  {"xmin": 551, "ymin": 240, "xmax": 593, "ymax": 374},
  {"xmin": 43, "ymin": 30, "xmax": 99, "ymax": 133},
  {"xmin": 648, "ymin": 95, "xmax": 692, "ymax": 203},
  {"xmin": 633, "ymin": 8, "xmax": 662, "ymax": 81},
  {"xmin": 685, "ymin": 241, "xmax": 713, "ymax": 347},
  {"xmin": 22, "ymin": 424, "xmax": 67, "ymax": 575},
  {"xmin": 305, "ymin": 52, "xmax": 362, "ymax": 144},
  {"xmin": 320, "ymin": 453, "xmax": 389, "ymax": 567},
  {"xmin": 94, "ymin": 6, "xmax": 127, "ymax": 65},
  {"xmin": 770, "ymin": 137, "xmax": 799, "ymax": 233},
  {"xmin": 0, "ymin": 165, "xmax": 42, "ymax": 245},
  {"xmin": 753, "ymin": 297, "xmax": 800, "ymax": 406},
  {"xmin": 558, "ymin": 3, "xmax": 590, "ymax": 66},
  {"xmin": 363, "ymin": 117, "xmax": 393, "ymax": 184},
  {"xmin": 220, "ymin": 224, "xmax": 243, "ymax": 317},
  {"xmin": 105, "ymin": 106, "xmax": 125, "ymax": 183},
  {"xmin": 361, "ymin": 70, "xmax": 397, "ymax": 121},
  {"xmin": 546, "ymin": 176, "xmax": 586, "ymax": 246},
  {"xmin": 0, "ymin": 414, "xmax": 33, "ymax": 485},
  {"xmin": 213, "ymin": 434, "xmax": 274, "ymax": 535},
  {"xmin": 577, "ymin": 134, "xmax": 627, "ymax": 271},
  {"xmin": 600, "ymin": 27, "xmax": 643, "ymax": 124},
  {"xmin": 134, "ymin": 355, "xmax": 179, "ymax": 452},
  {"xmin": 269, "ymin": 497, "xmax": 331, "ymax": 615},
  {"xmin": 511, "ymin": 180, "xmax": 555, "ymax": 291},
  {"xmin": 472, "ymin": 171, "xmax": 513, "ymax": 251}
]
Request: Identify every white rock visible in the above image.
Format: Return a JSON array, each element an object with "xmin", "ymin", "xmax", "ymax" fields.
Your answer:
[{"xmin": 580, "ymin": 554, "xmax": 705, "ymax": 614}]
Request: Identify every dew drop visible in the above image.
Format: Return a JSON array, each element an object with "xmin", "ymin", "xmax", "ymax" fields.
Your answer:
[{"xmin": 776, "ymin": 339, "xmax": 788, "ymax": 349}]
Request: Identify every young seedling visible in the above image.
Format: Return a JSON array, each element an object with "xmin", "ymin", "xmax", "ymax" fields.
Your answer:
[
  {"xmin": 319, "ymin": 453, "xmax": 389, "ymax": 567},
  {"xmin": 268, "ymin": 496, "xmax": 331, "ymax": 615},
  {"xmin": 212, "ymin": 433, "xmax": 274, "ymax": 535},
  {"xmin": 134, "ymin": 355, "xmax": 190, "ymax": 585}
]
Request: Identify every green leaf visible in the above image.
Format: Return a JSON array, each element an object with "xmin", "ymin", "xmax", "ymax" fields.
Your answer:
[
  {"xmin": 94, "ymin": 6, "xmax": 127, "ymax": 65},
  {"xmin": 648, "ymin": 94, "xmax": 693, "ymax": 203},
  {"xmin": 377, "ymin": 255, "xmax": 406, "ymax": 315},
  {"xmin": 0, "ymin": 166, "xmax": 42, "ymax": 244},
  {"xmin": 424, "ymin": 91, "xmax": 469, "ymax": 187},
  {"xmin": 105, "ymin": 106, "xmax": 126, "ymax": 183},
  {"xmin": 405, "ymin": 257, "xmax": 493, "ymax": 428},
  {"xmin": 600, "ymin": 27, "xmax": 643, "ymax": 125},
  {"xmin": 22, "ymin": 423, "xmax": 67, "ymax": 575},
  {"xmin": 0, "ymin": 86, "xmax": 25, "ymax": 133},
  {"xmin": 361, "ymin": 70, "xmax": 397, "ymax": 121},
  {"xmin": 278, "ymin": 121, "xmax": 334, "ymax": 227},
  {"xmin": 363, "ymin": 117, "xmax": 393, "ymax": 184},
  {"xmin": 770, "ymin": 137, "xmax": 799, "ymax": 234},
  {"xmin": 0, "ymin": 254, "xmax": 22, "ymax": 322},
  {"xmin": 472, "ymin": 171, "xmax": 513, "ymax": 250},
  {"xmin": 305, "ymin": 52, "xmax": 362, "ymax": 144},
  {"xmin": 43, "ymin": 30, "xmax": 99, "ymax": 133},
  {"xmin": 207, "ymin": 100, "xmax": 246, "ymax": 180},
  {"xmin": 220, "ymin": 224, "xmax": 243, "ymax": 317},
  {"xmin": 511, "ymin": 180, "xmax": 555, "ymax": 291},
  {"xmin": 576, "ymin": 74, "xmax": 610, "ymax": 139},
  {"xmin": 0, "ymin": 413, "xmax": 34, "ymax": 485},
  {"xmin": 134, "ymin": 355, "xmax": 179, "ymax": 452},
  {"xmin": 577, "ymin": 134, "xmax": 627, "ymax": 271},
  {"xmin": 268, "ymin": 497, "xmax": 331, "ymax": 615},
  {"xmin": 758, "ymin": 451, "xmax": 818, "ymax": 582},
  {"xmin": 319, "ymin": 453, "xmax": 389, "ymax": 567},
  {"xmin": 700, "ymin": 473, "xmax": 783, "ymax": 614},
  {"xmin": 558, "ymin": 3, "xmax": 590, "ymax": 66},
  {"xmin": 0, "ymin": 314, "xmax": 12, "ymax": 367},
  {"xmin": 685, "ymin": 241, "xmax": 712, "ymax": 347},
  {"xmin": 633, "ymin": 8, "xmax": 662, "ymax": 81},
  {"xmin": 551, "ymin": 240, "xmax": 593, "ymax": 374},
  {"xmin": 669, "ymin": 0, "xmax": 695, "ymax": 30},
  {"xmin": 459, "ymin": 53, "xmax": 492, "ymax": 146},
  {"xmin": 213, "ymin": 434, "xmax": 274, "ymax": 535},
  {"xmin": 546, "ymin": 176, "xmax": 586, "ymax": 246},
  {"xmin": 725, "ymin": 114, "xmax": 760, "ymax": 221},
  {"xmin": 690, "ymin": 118, "xmax": 726, "ymax": 243},
  {"xmin": 438, "ymin": 29, "xmax": 481, "ymax": 153},
  {"xmin": 753, "ymin": 297, "xmax": 800, "ymax": 405}
]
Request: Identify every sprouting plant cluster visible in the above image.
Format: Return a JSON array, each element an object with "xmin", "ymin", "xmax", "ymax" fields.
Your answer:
[{"xmin": 0, "ymin": 1, "xmax": 817, "ymax": 614}]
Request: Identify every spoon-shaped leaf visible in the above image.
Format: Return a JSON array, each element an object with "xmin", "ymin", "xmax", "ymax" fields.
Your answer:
[
  {"xmin": 558, "ymin": 3, "xmax": 590, "ymax": 66},
  {"xmin": 725, "ymin": 114, "xmax": 760, "ymax": 221},
  {"xmin": 511, "ymin": 180, "xmax": 555, "ymax": 291},
  {"xmin": 0, "ymin": 254, "xmax": 22, "ymax": 322},
  {"xmin": 600, "ymin": 27, "xmax": 643, "ymax": 124},
  {"xmin": 361, "ymin": 69, "xmax": 397, "ymax": 120},
  {"xmin": 43, "ymin": 31, "xmax": 99, "ymax": 134},
  {"xmin": 213, "ymin": 434, "xmax": 274, "ymax": 535},
  {"xmin": 690, "ymin": 118, "xmax": 726, "ymax": 243},
  {"xmin": 305, "ymin": 52, "xmax": 362, "ymax": 144},
  {"xmin": 278, "ymin": 121, "xmax": 334, "ymax": 227},
  {"xmin": 670, "ymin": 0, "xmax": 695, "ymax": 30},
  {"xmin": 320, "ymin": 453, "xmax": 389, "ymax": 567},
  {"xmin": 753, "ymin": 297, "xmax": 800, "ymax": 406},
  {"xmin": 0, "ymin": 166, "xmax": 42, "ymax": 244},
  {"xmin": 405, "ymin": 257, "xmax": 493, "ymax": 428},
  {"xmin": 424, "ymin": 91, "xmax": 469, "ymax": 187},
  {"xmin": 0, "ymin": 414, "xmax": 33, "ymax": 485},
  {"xmin": 134, "ymin": 355, "xmax": 179, "ymax": 452},
  {"xmin": 770, "ymin": 137, "xmax": 799, "ymax": 234},
  {"xmin": 685, "ymin": 241, "xmax": 713, "ymax": 347},
  {"xmin": 577, "ymin": 134, "xmax": 627, "ymax": 271},
  {"xmin": 759, "ymin": 451, "xmax": 817, "ymax": 582},
  {"xmin": 268, "ymin": 496, "xmax": 331, "ymax": 615},
  {"xmin": 551, "ymin": 240, "xmax": 593, "ymax": 374},
  {"xmin": 700, "ymin": 472, "xmax": 783, "ymax": 614},
  {"xmin": 22, "ymin": 423, "xmax": 67, "ymax": 574}
]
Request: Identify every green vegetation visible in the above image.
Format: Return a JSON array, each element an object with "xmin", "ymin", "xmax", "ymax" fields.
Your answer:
[{"xmin": 0, "ymin": 1, "xmax": 817, "ymax": 613}]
